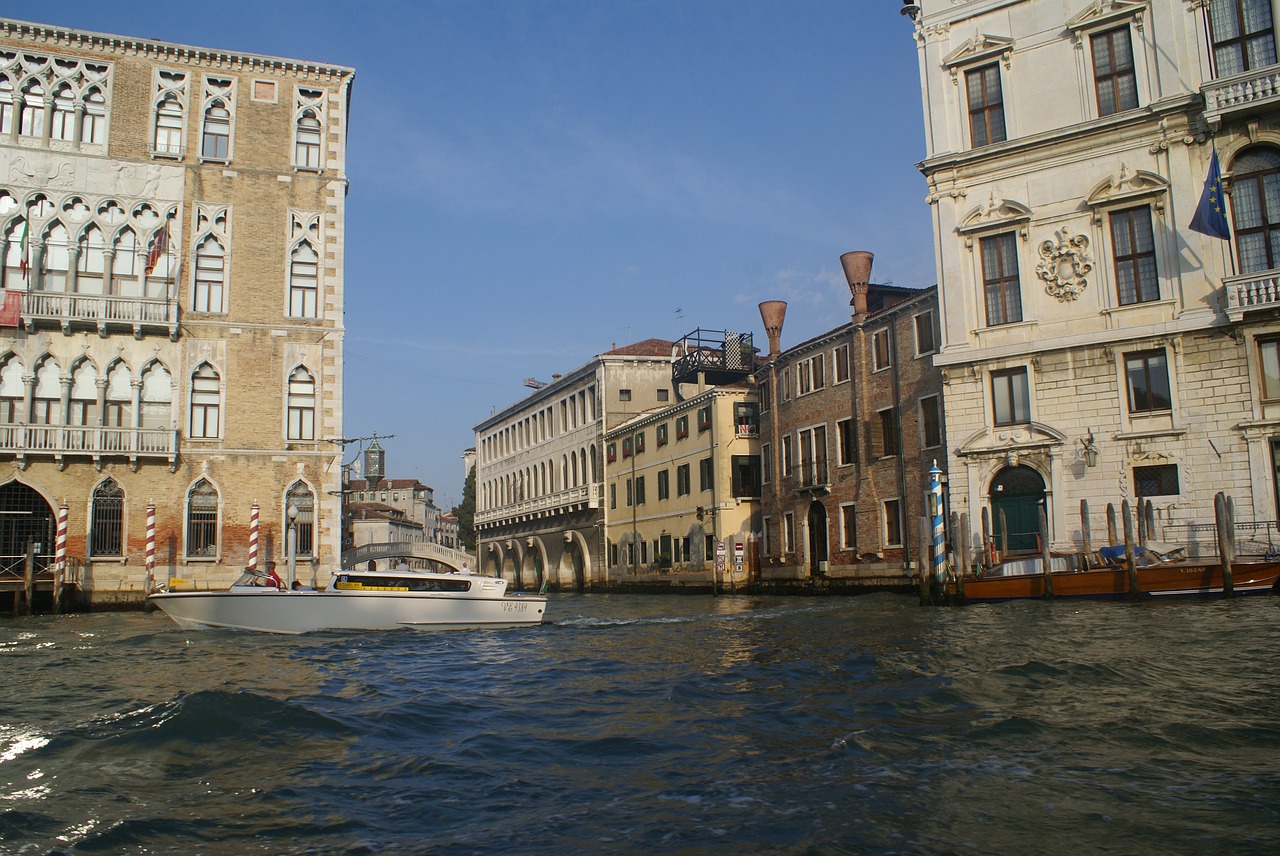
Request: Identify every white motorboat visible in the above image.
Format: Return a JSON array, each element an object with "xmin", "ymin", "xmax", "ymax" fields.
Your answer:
[{"xmin": 149, "ymin": 567, "xmax": 548, "ymax": 633}]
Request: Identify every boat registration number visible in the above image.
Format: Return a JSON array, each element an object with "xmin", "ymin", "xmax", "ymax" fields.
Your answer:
[{"xmin": 502, "ymin": 601, "xmax": 530, "ymax": 613}]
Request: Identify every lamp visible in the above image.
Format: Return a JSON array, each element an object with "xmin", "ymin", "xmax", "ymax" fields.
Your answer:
[
  {"xmin": 901, "ymin": 1, "xmax": 921, "ymax": 21},
  {"xmin": 1081, "ymin": 430, "xmax": 1099, "ymax": 468},
  {"xmin": 286, "ymin": 502, "xmax": 299, "ymax": 588}
]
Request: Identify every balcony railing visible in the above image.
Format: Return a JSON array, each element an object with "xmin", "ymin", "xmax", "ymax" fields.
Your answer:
[
  {"xmin": 783, "ymin": 457, "xmax": 830, "ymax": 494},
  {"xmin": 0, "ymin": 423, "xmax": 179, "ymax": 471},
  {"xmin": 21, "ymin": 291, "xmax": 181, "ymax": 340},
  {"xmin": 1223, "ymin": 269, "xmax": 1280, "ymax": 321},
  {"xmin": 475, "ymin": 483, "xmax": 601, "ymax": 526},
  {"xmin": 1203, "ymin": 64, "xmax": 1280, "ymax": 128}
]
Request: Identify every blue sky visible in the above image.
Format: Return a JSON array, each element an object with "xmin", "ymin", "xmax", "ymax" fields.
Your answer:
[{"xmin": 33, "ymin": 1, "xmax": 931, "ymax": 509}]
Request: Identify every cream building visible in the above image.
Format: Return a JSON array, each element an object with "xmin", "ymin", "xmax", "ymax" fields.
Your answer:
[
  {"xmin": 0, "ymin": 18, "xmax": 352, "ymax": 601},
  {"xmin": 909, "ymin": 0, "xmax": 1280, "ymax": 555},
  {"xmin": 604, "ymin": 384, "xmax": 760, "ymax": 582}
]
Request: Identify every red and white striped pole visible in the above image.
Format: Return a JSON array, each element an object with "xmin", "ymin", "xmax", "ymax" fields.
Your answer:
[
  {"xmin": 249, "ymin": 503, "xmax": 260, "ymax": 570},
  {"xmin": 56, "ymin": 501, "xmax": 68, "ymax": 579},
  {"xmin": 145, "ymin": 501, "xmax": 156, "ymax": 588}
]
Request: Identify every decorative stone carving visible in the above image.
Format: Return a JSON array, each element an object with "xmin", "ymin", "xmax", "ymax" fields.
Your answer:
[{"xmin": 1035, "ymin": 228, "xmax": 1093, "ymax": 302}]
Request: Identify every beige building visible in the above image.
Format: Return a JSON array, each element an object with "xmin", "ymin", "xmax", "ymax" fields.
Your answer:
[
  {"xmin": 0, "ymin": 18, "xmax": 353, "ymax": 601},
  {"xmin": 604, "ymin": 384, "xmax": 759, "ymax": 582},
  {"xmin": 909, "ymin": 0, "xmax": 1280, "ymax": 556}
]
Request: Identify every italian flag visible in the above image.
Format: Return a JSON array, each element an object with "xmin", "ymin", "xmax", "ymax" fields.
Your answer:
[{"xmin": 17, "ymin": 219, "xmax": 29, "ymax": 281}]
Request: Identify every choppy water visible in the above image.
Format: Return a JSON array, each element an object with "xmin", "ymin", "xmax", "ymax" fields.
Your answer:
[{"xmin": 2, "ymin": 594, "xmax": 1280, "ymax": 855}]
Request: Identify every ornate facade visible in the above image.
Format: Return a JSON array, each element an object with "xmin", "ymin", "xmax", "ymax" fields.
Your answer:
[{"xmin": 0, "ymin": 18, "xmax": 353, "ymax": 601}]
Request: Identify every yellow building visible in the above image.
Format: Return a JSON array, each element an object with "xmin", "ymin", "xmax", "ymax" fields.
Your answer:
[{"xmin": 0, "ymin": 18, "xmax": 353, "ymax": 604}]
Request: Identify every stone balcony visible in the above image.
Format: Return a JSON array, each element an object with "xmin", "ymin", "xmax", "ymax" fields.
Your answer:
[
  {"xmin": 1203, "ymin": 64, "xmax": 1280, "ymax": 129},
  {"xmin": 1223, "ymin": 269, "xmax": 1280, "ymax": 321},
  {"xmin": 0, "ymin": 423, "xmax": 179, "ymax": 471},
  {"xmin": 20, "ymin": 291, "xmax": 180, "ymax": 340},
  {"xmin": 475, "ymin": 483, "xmax": 601, "ymax": 526},
  {"xmin": 783, "ymin": 458, "xmax": 830, "ymax": 495}
]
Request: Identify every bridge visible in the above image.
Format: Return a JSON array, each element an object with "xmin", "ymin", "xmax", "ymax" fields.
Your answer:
[{"xmin": 341, "ymin": 541, "xmax": 475, "ymax": 572}]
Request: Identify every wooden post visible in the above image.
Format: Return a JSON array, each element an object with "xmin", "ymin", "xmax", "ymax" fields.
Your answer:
[
  {"xmin": 1226, "ymin": 495, "xmax": 1237, "ymax": 557},
  {"xmin": 1106, "ymin": 503, "xmax": 1117, "ymax": 545},
  {"xmin": 953, "ymin": 511, "xmax": 967, "ymax": 600},
  {"xmin": 1144, "ymin": 500, "xmax": 1157, "ymax": 545},
  {"xmin": 1136, "ymin": 498, "xmax": 1147, "ymax": 546},
  {"xmin": 1039, "ymin": 506, "xmax": 1053, "ymax": 599},
  {"xmin": 1122, "ymin": 500, "xmax": 1139, "ymax": 600},
  {"xmin": 1216, "ymin": 492, "xmax": 1235, "ymax": 597},
  {"xmin": 981, "ymin": 507, "xmax": 992, "ymax": 570},
  {"xmin": 918, "ymin": 515, "xmax": 932, "ymax": 604},
  {"xmin": 23, "ymin": 540, "xmax": 35, "ymax": 616},
  {"xmin": 999, "ymin": 508, "xmax": 1009, "ymax": 558},
  {"xmin": 1080, "ymin": 499, "xmax": 1092, "ymax": 570}
]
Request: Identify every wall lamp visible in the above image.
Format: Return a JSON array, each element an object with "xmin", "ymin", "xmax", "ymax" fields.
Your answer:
[{"xmin": 1081, "ymin": 429, "xmax": 1099, "ymax": 468}]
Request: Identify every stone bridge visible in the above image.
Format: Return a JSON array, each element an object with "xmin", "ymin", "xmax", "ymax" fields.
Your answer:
[{"xmin": 341, "ymin": 541, "xmax": 475, "ymax": 572}]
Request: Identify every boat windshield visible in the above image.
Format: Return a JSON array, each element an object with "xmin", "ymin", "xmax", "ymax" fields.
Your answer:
[
  {"xmin": 232, "ymin": 569, "xmax": 281, "ymax": 587},
  {"xmin": 332, "ymin": 574, "xmax": 472, "ymax": 593}
]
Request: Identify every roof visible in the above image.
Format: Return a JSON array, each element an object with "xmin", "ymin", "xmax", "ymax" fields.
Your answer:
[
  {"xmin": 347, "ymin": 478, "xmax": 431, "ymax": 492},
  {"xmin": 604, "ymin": 338, "xmax": 675, "ymax": 357}
]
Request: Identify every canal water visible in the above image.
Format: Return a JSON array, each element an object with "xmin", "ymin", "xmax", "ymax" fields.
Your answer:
[{"xmin": 2, "ymin": 593, "xmax": 1279, "ymax": 855}]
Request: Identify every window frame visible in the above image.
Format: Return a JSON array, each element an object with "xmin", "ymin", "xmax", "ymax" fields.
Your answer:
[
  {"xmin": 872, "ymin": 328, "xmax": 892, "ymax": 371},
  {"xmin": 979, "ymin": 232, "xmax": 1023, "ymax": 326},
  {"xmin": 1090, "ymin": 25, "xmax": 1139, "ymax": 116},
  {"xmin": 1208, "ymin": 0, "xmax": 1278, "ymax": 78},
  {"xmin": 1124, "ymin": 349, "xmax": 1172, "ymax": 414},
  {"xmin": 965, "ymin": 62, "xmax": 1007, "ymax": 148},
  {"xmin": 991, "ymin": 367, "xmax": 1031, "ymax": 427},
  {"xmin": 914, "ymin": 311, "xmax": 938, "ymax": 357},
  {"xmin": 920, "ymin": 395, "xmax": 943, "ymax": 449},
  {"xmin": 1110, "ymin": 205, "xmax": 1160, "ymax": 305}
]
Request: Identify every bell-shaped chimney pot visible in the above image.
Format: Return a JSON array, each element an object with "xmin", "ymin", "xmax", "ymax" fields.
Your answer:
[
  {"xmin": 840, "ymin": 251, "xmax": 874, "ymax": 321},
  {"xmin": 758, "ymin": 300, "xmax": 787, "ymax": 358}
]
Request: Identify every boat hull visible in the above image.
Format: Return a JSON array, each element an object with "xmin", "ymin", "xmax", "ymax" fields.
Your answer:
[
  {"xmin": 148, "ymin": 588, "xmax": 548, "ymax": 633},
  {"xmin": 954, "ymin": 562, "xmax": 1280, "ymax": 603}
]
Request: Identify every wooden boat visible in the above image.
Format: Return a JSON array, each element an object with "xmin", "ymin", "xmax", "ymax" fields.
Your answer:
[
  {"xmin": 149, "ymin": 567, "xmax": 548, "ymax": 633},
  {"xmin": 953, "ymin": 545, "xmax": 1280, "ymax": 602}
]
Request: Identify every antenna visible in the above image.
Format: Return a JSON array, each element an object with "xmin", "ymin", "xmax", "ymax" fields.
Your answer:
[{"xmin": 523, "ymin": 378, "xmax": 547, "ymax": 389}]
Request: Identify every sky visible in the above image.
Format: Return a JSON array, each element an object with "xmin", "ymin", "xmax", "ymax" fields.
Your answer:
[{"xmin": 30, "ymin": 0, "xmax": 932, "ymax": 510}]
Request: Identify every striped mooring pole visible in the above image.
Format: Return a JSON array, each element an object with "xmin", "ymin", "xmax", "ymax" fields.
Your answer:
[
  {"xmin": 249, "ymin": 503, "xmax": 260, "ymax": 570},
  {"xmin": 145, "ymin": 502, "xmax": 156, "ymax": 590},
  {"xmin": 55, "ymin": 501, "xmax": 68, "ymax": 579},
  {"xmin": 928, "ymin": 461, "xmax": 946, "ymax": 589}
]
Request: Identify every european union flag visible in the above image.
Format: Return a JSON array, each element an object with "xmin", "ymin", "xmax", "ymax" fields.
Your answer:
[{"xmin": 1189, "ymin": 148, "xmax": 1231, "ymax": 240}]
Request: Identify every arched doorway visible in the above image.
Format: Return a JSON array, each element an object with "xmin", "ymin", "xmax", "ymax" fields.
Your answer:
[
  {"xmin": 0, "ymin": 481, "xmax": 56, "ymax": 581},
  {"xmin": 989, "ymin": 465, "xmax": 1046, "ymax": 552},
  {"xmin": 807, "ymin": 500, "xmax": 828, "ymax": 575}
]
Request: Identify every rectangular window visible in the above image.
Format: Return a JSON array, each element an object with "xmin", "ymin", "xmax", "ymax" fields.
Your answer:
[
  {"xmin": 636, "ymin": 432, "xmax": 645, "ymax": 454},
  {"xmin": 657, "ymin": 388, "xmax": 669, "ymax": 402},
  {"xmin": 763, "ymin": 516, "xmax": 773, "ymax": 556},
  {"xmin": 1209, "ymin": 0, "xmax": 1277, "ymax": 77},
  {"xmin": 884, "ymin": 499, "xmax": 903, "ymax": 547},
  {"xmin": 625, "ymin": 478, "xmax": 633, "ymax": 507},
  {"xmin": 1125, "ymin": 350, "xmax": 1172, "ymax": 413},
  {"xmin": 833, "ymin": 344, "xmax": 850, "ymax": 383},
  {"xmin": 619, "ymin": 389, "xmax": 632, "ymax": 402},
  {"xmin": 676, "ymin": 415, "xmax": 689, "ymax": 439},
  {"xmin": 1134, "ymin": 464, "xmax": 1180, "ymax": 497},
  {"xmin": 762, "ymin": 442, "xmax": 772, "ymax": 483},
  {"xmin": 992, "ymin": 367, "xmax": 1030, "ymax": 426},
  {"xmin": 966, "ymin": 63, "xmax": 1007, "ymax": 147},
  {"xmin": 657, "ymin": 423, "xmax": 669, "ymax": 446},
  {"xmin": 657, "ymin": 469, "xmax": 670, "ymax": 501},
  {"xmin": 873, "ymin": 328, "xmax": 891, "ymax": 370},
  {"xmin": 837, "ymin": 417, "xmax": 857, "ymax": 465},
  {"xmin": 1259, "ymin": 337, "xmax": 1280, "ymax": 400},
  {"xmin": 635, "ymin": 476, "xmax": 646, "ymax": 505},
  {"xmin": 610, "ymin": 483, "xmax": 616, "ymax": 509},
  {"xmin": 697, "ymin": 406, "xmax": 711, "ymax": 431},
  {"xmin": 783, "ymin": 512, "xmax": 796, "ymax": 553},
  {"xmin": 981, "ymin": 233, "xmax": 1022, "ymax": 326},
  {"xmin": 914, "ymin": 311, "xmax": 937, "ymax": 356},
  {"xmin": 878, "ymin": 408, "xmax": 899, "ymax": 457},
  {"xmin": 735, "ymin": 402, "xmax": 759, "ymax": 438},
  {"xmin": 782, "ymin": 434, "xmax": 793, "ymax": 476},
  {"xmin": 677, "ymin": 464, "xmax": 691, "ymax": 496},
  {"xmin": 699, "ymin": 457, "xmax": 713, "ymax": 491},
  {"xmin": 731, "ymin": 455, "xmax": 761, "ymax": 498},
  {"xmin": 1091, "ymin": 26, "xmax": 1138, "ymax": 116},
  {"xmin": 840, "ymin": 503, "xmax": 858, "ymax": 551},
  {"xmin": 760, "ymin": 378, "xmax": 771, "ymax": 411},
  {"xmin": 1111, "ymin": 207, "xmax": 1159, "ymax": 305},
  {"xmin": 920, "ymin": 395, "xmax": 943, "ymax": 449}
]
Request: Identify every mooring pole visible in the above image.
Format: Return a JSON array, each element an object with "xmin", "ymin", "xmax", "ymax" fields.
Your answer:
[
  {"xmin": 1039, "ymin": 506, "xmax": 1053, "ymax": 599},
  {"xmin": 23, "ymin": 540, "xmax": 36, "ymax": 616},
  {"xmin": 1081, "ymin": 499, "xmax": 1092, "ymax": 569},
  {"xmin": 1106, "ymin": 503, "xmax": 1117, "ymax": 545},
  {"xmin": 1122, "ymin": 500, "xmax": 1139, "ymax": 600},
  {"xmin": 1216, "ymin": 492, "xmax": 1235, "ymax": 597}
]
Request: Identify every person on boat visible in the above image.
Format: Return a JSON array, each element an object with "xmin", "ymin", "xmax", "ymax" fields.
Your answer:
[
  {"xmin": 265, "ymin": 563, "xmax": 283, "ymax": 588},
  {"xmin": 291, "ymin": 580, "xmax": 303, "ymax": 590},
  {"xmin": 396, "ymin": 559, "xmax": 410, "ymax": 571}
]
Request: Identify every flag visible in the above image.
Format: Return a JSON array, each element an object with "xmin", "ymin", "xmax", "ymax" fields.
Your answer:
[
  {"xmin": 0, "ymin": 290, "xmax": 21, "ymax": 327},
  {"xmin": 17, "ymin": 219, "xmax": 28, "ymax": 281},
  {"xmin": 145, "ymin": 224, "xmax": 169, "ymax": 275},
  {"xmin": 1189, "ymin": 148, "xmax": 1231, "ymax": 240}
]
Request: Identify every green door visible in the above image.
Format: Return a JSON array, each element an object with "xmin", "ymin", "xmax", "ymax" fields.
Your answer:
[{"xmin": 989, "ymin": 465, "xmax": 1046, "ymax": 552}]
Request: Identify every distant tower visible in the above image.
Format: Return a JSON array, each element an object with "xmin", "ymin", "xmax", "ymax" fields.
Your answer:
[{"xmin": 364, "ymin": 438, "xmax": 386, "ymax": 485}]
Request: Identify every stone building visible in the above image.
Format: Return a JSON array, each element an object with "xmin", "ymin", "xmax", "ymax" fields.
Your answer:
[
  {"xmin": 0, "ymin": 17, "xmax": 353, "ymax": 601},
  {"xmin": 907, "ymin": 0, "xmax": 1280, "ymax": 556},
  {"xmin": 757, "ymin": 251, "xmax": 944, "ymax": 579},
  {"xmin": 473, "ymin": 339, "xmax": 674, "ymax": 590},
  {"xmin": 604, "ymin": 382, "xmax": 760, "ymax": 583}
]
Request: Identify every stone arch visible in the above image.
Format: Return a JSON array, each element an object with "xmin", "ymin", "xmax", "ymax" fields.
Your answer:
[
  {"xmin": 560, "ymin": 529, "xmax": 590, "ymax": 592},
  {"xmin": 988, "ymin": 464, "xmax": 1048, "ymax": 552}
]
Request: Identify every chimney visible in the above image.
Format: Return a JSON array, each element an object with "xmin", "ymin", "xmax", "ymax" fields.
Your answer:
[
  {"xmin": 758, "ymin": 301, "xmax": 787, "ymax": 359},
  {"xmin": 840, "ymin": 251, "xmax": 874, "ymax": 322}
]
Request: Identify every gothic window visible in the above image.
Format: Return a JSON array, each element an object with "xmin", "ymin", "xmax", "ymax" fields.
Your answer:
[
  {"xmin": 0, "ymin": 75, "xmax": 12, "ymax": 135},
  {"xmin": 154, "ymin": 92, "xmax": 184, "ymax": 155},
  {"xmin": 2, "ymin": 218, "xmax": 25, "ymax": 288},
  {"xmin": 193, "ymin": 236, "xmax": 225, "ymax": 312},
  {"xmin": 50, "ymin": 84, "xmax": 75, "ymax": 141},
  {"xmin": 68, "ymin": 360, "xmax": 97, "ymax": 429},
  {"xmin": 190, "ymin": 362, "xmax": 221, "ymax": 439},
  {"xmin": 41, "ymin": 223, "xmax": 70, "ymax": 291},
  {"xmin": 295, "ymin": 107, "xmax": 322, "ymax": 169},
  {"xmin": 90, "ymin": 479, "xmax": 124, "ymax": 558},
  {"xmin": 112, "ymin": 229, "xmax": 138, "ymax": 296},
  {"xmin": 201, "ymin": 100, "xmax": 230, "ymax": 160},
  {"xmin": 186, "ymin": 479, "xmax": 219, "ymax": 558},
  {"xmin": 980, "ymin": 233, "xmax": 1022, "ymax": 326},
  {"xmin": 140, "ymin": 363, "xmax": 171, "ymax": 430},
  {"xmin": 287, "ymin": 366, "xmax": 316, "ymax": 440},
  {"xmin": 19, "ymin": 80, "xmax": 44, "ymax": 137},
  {"xmin": 966, "ymin": 63, "xmax": 1006, "ymax": 147},
  {"xmin": 1092, "ymin": 27, "xmax": 1138, "ymax": 116},
  {"xmin": 77, "ymin": 225, "xmax": 106, "ymax": 294},
  {"xmin": 0, "ymin": 355, "xmax": 24, "ymax": 422},
  {"xmin": 1229, "ymin": 147, "xmax": 1280, "ymax": 274},
  {"xmin": 289, "ymin": 242, "xmax": 318, "ymax": 317},
  {"xmin": 104, "ymin": 362, "xmax": 132, "ymax": 428},
  {"xmin": 81, "ymin": 88, "xmax": 106, "ymax": 144},
  {"xmin": 31, "ymin": 358, "xmax": 60, "ymax": 425},
  {"xmin": 286, "ymin": 481, "xmax": 315, "ymax": 558},
  {"xmin": 1208, "ymin": 0, "xmax": 1277, "ymax": 77},
  {"xmin": 1110, "ymin": 206, "xmax": 1159, "ymax": 304}
]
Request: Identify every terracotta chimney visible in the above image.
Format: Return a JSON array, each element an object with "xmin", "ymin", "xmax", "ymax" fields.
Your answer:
[
  {"xmin": 758, "ymin": 301, "xmax": 787, "ymax": 358},
  {"xmin": 840, "ymin": 251, "xmax": 874, "ymax": 322}
]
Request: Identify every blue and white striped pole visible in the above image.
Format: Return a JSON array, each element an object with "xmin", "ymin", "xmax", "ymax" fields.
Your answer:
[{"xmin": 928, "ymin": 461, "xmax": 946, "ymax": 586}]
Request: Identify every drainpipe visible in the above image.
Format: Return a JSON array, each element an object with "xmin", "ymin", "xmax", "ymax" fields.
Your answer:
[{"xmin": 890, "ymin": 311, "xmax": 911, "ymax": 569}]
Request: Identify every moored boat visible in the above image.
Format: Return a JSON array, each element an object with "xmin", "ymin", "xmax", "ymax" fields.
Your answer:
[{"xmin": 149, "ymin": 567, "xmax": 548, "ymax": 633}]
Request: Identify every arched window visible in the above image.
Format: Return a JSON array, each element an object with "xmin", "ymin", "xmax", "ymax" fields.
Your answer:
[
  {"xmin": 3, "ymin": 218, "xmax": 26, "ymax": 288},
  {"xmin": 289, "ymin": 242, "xmax": 318, "ymax": 318},
  {"xmin": 31, "ymin": 357, "xmax": 60, "ymax": 425},
  {"xmin": 287, "ymin": 366, "xmax": 316, "ymax": 440},
  {"xmin": 90, "ymin": 478, "xmax": 124, "ymax": 558},
  {"xmin": 42, "ymin": 223, "xmax": 70, "ymax": 292},
  {"xmin": 193, "ymin": 236, "xmax": 225, "ymax": 312},
  {"xmin": 81, "ymin": 89, "xmax": 106, "ymax": 145},
  {"xmin": 186, "ymin": 479, "xmax": 219, "ymax": 558},
  {"xmin": 77, "ymin": 225, "xmax": 106, "ymax": 294},
  {"xmin": 140, "ymin": 363, "xmax": 171, "ymax": 429},
  {"xmin": 50, "ymin": 84, "xmax": 75, "ymax": 141},
  {"xmin": 104, "ymin": 362, "xmax": 132, "ymax": 428},
  {"xmin": 190, "ymin": 363, "xmax": 220, "ymax": 439},
  {"xmin": 201, "ymin": 100, "xmax": 230, "ymax": 160},
  {"xmin": 112, "ymin": 229, "xmax": 138, "ymax": 296},
  {"xmin": 19, "ymin": 80, "xmax": 44, "ymax": 137},
  {"xmin": 0, "ymin": 355, "xmax": 25, "ymax": 423},
  {"xmin": 286, "ymin": 481, "xmax": 315, "ymax": 558},
  {"xmin": 295, "ymin": 108, "xmax": 322, "ymax": 169},
  {"xmin": 68, "ymin": 360, "xmax": 97, "ymax": 432},
  {"xmin": 1230, "ymin": 147, "xmax": 1280, "ymax": 274},
  {"xmin": 0, "ymin": 75, "xmax": 13, "ymax": 135},
  {"xmin": 154, "ymin": 93, "xmax": 183, "ymax": 155}
]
